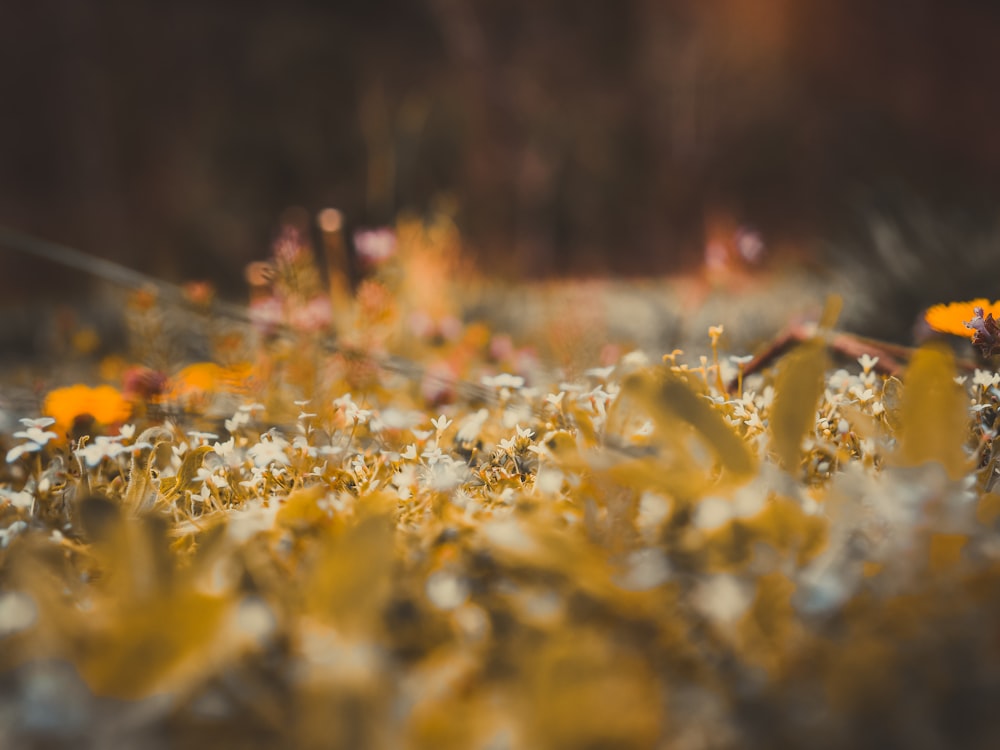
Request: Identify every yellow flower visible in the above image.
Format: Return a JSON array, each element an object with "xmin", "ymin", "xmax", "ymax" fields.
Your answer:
[
  {"xmin": 43, "ymin": 384, "xmax": 132, "ymax": 437},
  {"xmin": 924, "ymin": 299, "xmax": 1000, "ymax": 337}
]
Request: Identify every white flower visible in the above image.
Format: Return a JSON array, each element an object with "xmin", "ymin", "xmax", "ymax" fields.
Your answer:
[
  {"xmin": 225, "ymin": 410, "xmax": 251, "ymax": 433},
  {"xmin": 349, "ymin": 407, "xmax": 372, "ymax": 424},
  {"xmin": 0, "ymin": 489, "xmax": 33, "ymax": 510},
  {"xmin": 828, "ymin": 369, "xmax": 852, "ymax": 391},
  {"xmin": 191, "ymin": 482, "xmax": 212, "ymax": 504},
  {"xmin": 118, "ymin": 423, "xmax": 136, "ymax": 440},
  {"xmin": 482, "ymin": 373, "xmax": 524, "ymax": 389},
  {"xmin": 456, "ymin": 409, "xmax": 489, "ymax": 443},
  {"xmin": 730, "ymin": 354, "xmax": 754, "ymax": 366},
  {"xmin": 400, "ymin": 444, "xmax": 418, "ymax": 461},
  {"xmin": 544, "ymin": 391, "xmax": 566, "ymax": 408},
  {"xmin": 850, "ymin": 387, "xmax": 874, "ymax": 403},
  {"xmin": 292, "ymin": 435, "xmax": 318, "ymax": 457},
  {"xmin": 187, "ymin": 430, "xmax": 219, "ymax": 444},
  {"xmin": 212, "ymin": 438, "xmax": 240, "ymax": 466},
  {"xmin": 13, "ymin": 426, "xmax": 59, "ymax": 446},
  {"xmin": 857, "ymin": 353, "xmax": 879, "ymax": 374},
  {"xmin": 431, "ymin": 415, "xmax": 453, "ymax": 433},
  {"xmin": 584, "ymin": 365, "xmax": 615, "ymax": 380},
  {"xmin": 238, "ymin": 467, "xmax": 266, "ymax": 491},
  {"xmin": 515, "ymin": 424, "xmax": 534, "ymax": 440},
  {"xmin": 75, "ymin": 437, "xmax": 126, "ymax": 468},
  {"xmin": 421, "ymin": 446, "xmax": 444, "ymax": 465},
  {"xmin": 248, "ymin": 434, "xmax": 290, "ymax": 468},
  {"xmin": 18, "ymin": 417, "xmax": 55, "ymax": 429},
  {"xmin": 973, "ymin": 369, "xmax": 1000, "ymax": 388},
  {"xmin": 6, "ymin": 442, "xmax": 42, "ymax": 463}
]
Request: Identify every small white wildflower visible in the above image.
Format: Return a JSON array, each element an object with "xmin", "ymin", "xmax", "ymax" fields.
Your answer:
[
  {"xmin": 118, "ymin": 423, "xmax": 136, "ymax": 440},
  {"xmin": 0, "ymin": 489, "xmax": 33, "ymax": 510},
  {"xmin": 247, "ymin": 435, "xmax": 290, "ymax": 468},
  {"xmin": 6, "ymin": 442, "xmax": 42, "ymax": 463},
  {"xmin": 212, "ymin": 437, "xmax": 239, "ymax": 465},
  {"xmin": 482, "ymin": 373, "xmax": 524, "ymax": 389},
  {"xmin": 293, "ymin": 399, "xmax": 311, "ymax": 407},
  {"xmin": 828, "ymin": 369, "xmax": 852, "ymax": 391},
  {"xmin": 377, "ymin": 408, "xmax": 424, "ymax": 430},
  {"xmin": 421, "ymin": 446, "xmax": 444, "ymax": 465},
  {"xmin": 621, "ymin": 350, "xmax": 650, "ymax": 368},
  {"xmin": 292, "ymin": 434, "xmax": 318, "ymax": 457},
  {"xmin": 456, "ymin": 409, "xmax": 489, "ymax": 443},
  {"xmin": 584, "ymin": 365, "xmax": 616, "ymax": 380},
  {"xmin": 238, "ymin": 402, "xmax": 266, "ymax": 414},
  {"xmin": 13, "ymin": 426, "xmax": 58, "ymax": 446},
  {"xmin": 238, "ymin": 466, "xmax": 267, "ymax": 491},
  {"xmin": 187, "ymin": 430, "xmax": 218, "ymax": 444},
  {"xmin": 297, "ymin": 411, "xmax": 318, "ymax": 421},
  {"xmin": 401, "ymin": 444, "xmax": 418, "ymax": 461},
  {"xmin": 191, "ymin": 482, "xmax": 212, "ymax": 504},
  {"xmin": 730, "ymin": 354, "xmax": 754, "ymax": 366},
  {"xmin": 515, "ymin": 424, "xmax": 534, "ymax": 440},
  {"xmin": 75, "ymin": 437, "xmax": 126, "ymax": 468},
  {"xmin": 857, "ymin": 353, "xmax": 879, "ymax": 374},
  {"xmin": 871, "ymin": 400, "xmax": 886, "ymax": 416},
  {"xmin": 850, "ymin": 386, "xmax": 874, "ymax": 403},
  {"xmin": 954, "ymin": 376, "xmax": 968, "ymax": 386},
  {"xmin": 225, "ymin": 410, "xmax": 250, "ymax": 433},
  {"xmin": 973, "ymin": 369, "xmax": 1000, "ymax": 388},
  {"xmin": 544, "ymin": 391, "xmax": 566, "ymax": 408},
  {"xmin": 18, "ymin": 417, "xmax": 55, "ymax": 429},
  {"xmin": 431, "ymin": 415, "xmax": 453, "ymax": 433},
  {"xmin": 411, "ymin": 429, "xmax": 433, "ymax": 442}
]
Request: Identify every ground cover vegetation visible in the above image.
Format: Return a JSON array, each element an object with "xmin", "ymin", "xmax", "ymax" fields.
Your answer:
[{"xmin": 3, "ymin": 214, "xmax": 1000, "ymax": 749}]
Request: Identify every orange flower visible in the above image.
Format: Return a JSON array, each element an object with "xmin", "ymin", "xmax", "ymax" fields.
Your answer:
[
  {"xmin": 924, "ymin": 299, "xmax": 1000, "ymax": 337},
  {"xmin": 166, "ymin": 362, "xmax": 258, "ymax": 403},
  {"xmin": 43, "ymin": 384, "xmax": 132, "ymax": 437}
]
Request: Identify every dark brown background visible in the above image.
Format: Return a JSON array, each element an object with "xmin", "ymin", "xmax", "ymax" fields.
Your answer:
[{"xmin": 2, "ymin": 0, "xmax": 1000, "ymax": 299}]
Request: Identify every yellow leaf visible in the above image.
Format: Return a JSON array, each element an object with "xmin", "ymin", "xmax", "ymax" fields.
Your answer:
[
  {"xmin": 895, "ymin": 343, "xmax": 970, "ymax": 480},
  {"xmin": 769, "ymin": 340, "xmax": 828, "ymax": 473},
  {"xmin": 622, "ymin": 369, "xmax": 755, "ymax": 479},
  {"xmin": 276, "ymin": 485, "xmax": 330, "ymax": 530}
]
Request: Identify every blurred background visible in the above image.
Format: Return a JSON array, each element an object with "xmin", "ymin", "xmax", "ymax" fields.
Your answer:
[{"xmin": 2, "ymin": 0, "xmax": 1000, "ymax": 339}]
